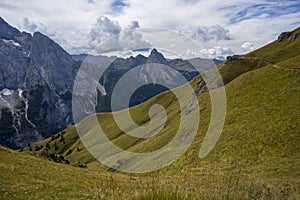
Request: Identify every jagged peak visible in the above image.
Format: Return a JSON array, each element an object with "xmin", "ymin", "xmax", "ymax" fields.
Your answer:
[
  {"xmin": 0, "ymin": 16, "xmax": 21, "ymax": 39},
  {"xmin": 31, "ymin": 31, "xmax": 69, "ymax": 56},
  {"xmin": 150, "ymin": 48, "xmax": 159, "ymax": 54},
  {"xmin": 149, "ymin": 48, "xmax": 163, "ymax": 57},
  {"xmin": 33, "ymin": 31, "xmax": 48, "ymax": 39},
  {"xmin": 148, "ymin": 48, "xmax": 167, "ymax": 62}
]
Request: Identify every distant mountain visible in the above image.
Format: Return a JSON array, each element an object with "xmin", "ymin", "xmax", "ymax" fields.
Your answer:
[
  {"xmin": 73, "ymin": 49, "xmax": 222, "ymax": 112},
  {"xmin": 93, "ymin": 49, "xmax": 201, "ymax": 111},
  {"xmin": 71, "ymin": 53, "xmax": 116, "ymax": 65},
  {"xmin": 0, "ymin": 17, "xmax": 221, "ymax": 149}
]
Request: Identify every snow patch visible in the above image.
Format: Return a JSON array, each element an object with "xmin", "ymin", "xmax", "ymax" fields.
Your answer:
[
  {"xmin": 95, "ymin": 81, "xmax": 107, "ymax": 96},
  {"xmin": 1, "ymin": 88, "xmax": 14, "ymax": 96},
  {"xmin": 24, "ymin": 99, "xmax": 36, "ymax": 128},
  {"xmin": 17, "ymin": 89, "xmax": 23, "ymax": 98},
  {"xmin": 2, "ymin": 39, "xmax": 21, "ymax": 47}
]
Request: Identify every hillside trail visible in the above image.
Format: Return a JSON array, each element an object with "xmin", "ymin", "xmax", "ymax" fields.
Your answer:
[{"xmin": 230, "ymin": 56, "xmax": 300, "ymax": 71}]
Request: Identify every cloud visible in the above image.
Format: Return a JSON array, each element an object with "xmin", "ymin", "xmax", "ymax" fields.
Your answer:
[
  {"xmin": 88, "ymin": 16, "xmax": 151, "ymax": 54},
  {"xmin": 229, "ymin": 12, "xmax": 300, "ymax": 51},
  {"xmin": 89, "ymin": 16, "xmax": 121, "ymax": 41},
  {"xmin": 22, "ymin": 17, "xmax": 57, "ymax": 37},
  {"xmin": 23, "ymin": 17, "xmax": 37, "ymax": 32},
  {"xmin": 126, "ymin": 20, "xmax": 139, "ymax": 31},
  {"xmin": 111, "ymin": 0, "xmax": 128, "ymax": 13},
  {"xmin": 184, "ymin": 45, "xmax": 233, "ymax": 59},
  {"xmin": 215, "ymin": 46, "xmax": 233, "ymax": 55},
  {"xmin": 229, "ymin": 1, "xmax": 300, "ymax": 24},
  {"xmin": 179, "ymin": 25, "xmax": 234, "ymax": 42},
  {"xmin": 241, "ymin": 42, "xmax": 255, "ymax": 52},
  {"xmin": 0, "ymin": 0, "xmax": 299, "ymax": 57}
]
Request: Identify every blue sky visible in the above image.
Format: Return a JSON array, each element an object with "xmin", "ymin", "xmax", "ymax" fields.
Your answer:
[{"xmin": 0, "ymin": 0, "xmax": 299, "ymax": 58}]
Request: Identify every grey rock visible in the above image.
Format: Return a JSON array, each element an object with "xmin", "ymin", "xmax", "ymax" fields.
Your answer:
[
  {"xmin": 277, "ymin": 31, "xmax": 299, "ymax": 42},
  {"xmin": 0, "ymin": 18, "xmax": 77, "ymax": 148}
]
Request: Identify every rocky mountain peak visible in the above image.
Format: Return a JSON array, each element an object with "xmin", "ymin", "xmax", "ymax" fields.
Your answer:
[
  {"xmin": 0, "ymin": 17, "xmax": 21, "ymax": 40},
  {"xmin": 147, "ymin": 48, "xmax": 167, "ymax": 64},
  {"xmin": 32, "ymin": 32, "xmax": 66, "ymax": 55},
  {"xmin": 150, "ymin": 48, "xmax": 159, "ymax": 55},
  {"xmin": 29, "ymin": 31, "xmax": 77, "ymax": 92}
]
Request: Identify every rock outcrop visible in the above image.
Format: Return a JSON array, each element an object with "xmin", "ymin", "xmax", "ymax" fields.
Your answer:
[{"xmin": 277, "ymin": 31, "xmax": 299, "ymax": 42}]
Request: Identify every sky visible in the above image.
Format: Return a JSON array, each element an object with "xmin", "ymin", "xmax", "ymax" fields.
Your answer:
[{"xmin": 0, "ymin": 0, "xmax": 299, "ymax": 59}]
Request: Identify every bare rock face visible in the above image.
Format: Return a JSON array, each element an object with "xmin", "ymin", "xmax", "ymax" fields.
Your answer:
[
  {"xmin": 277, "ymin": 32, "xmax": 293, "ymax": 42},
  {"xmin": 277, "ymin": 31, "xmax": 299, "ymax": 42},
  {"xmin": 147, "ymin": 48, "xmax": 168, "ymax": 65},
  {"xmin": 28, "ymin": 32, "xmax": 78, "ymax": 92},
  {"xmin": 288, "ymin": 33, "xmax": 300, "ymax": 41},
  {"xmin": 0, "ymin": 18, "xmax": 77, "ymax": 148},
  {"xmin": 0, "ymin": 39, "xmax": 30, "ymax": 90},
  {"xmin": 0, "ymin": 17, "xmax": 22, "ymax": 39}
]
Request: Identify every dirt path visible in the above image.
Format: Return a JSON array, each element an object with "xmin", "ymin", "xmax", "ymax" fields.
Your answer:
[{"xmin": 236, "ymin": 56, "xmax": 300, "ymax": 71}]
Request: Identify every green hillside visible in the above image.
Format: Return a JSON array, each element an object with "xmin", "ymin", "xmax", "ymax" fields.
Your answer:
[
  {"xmin": 1, "ymin": 27, "xmax": 300, "ymax": 199},
  {"xmin": 247, "ymin": 27, "xmax": 300, "ymax": 63}
]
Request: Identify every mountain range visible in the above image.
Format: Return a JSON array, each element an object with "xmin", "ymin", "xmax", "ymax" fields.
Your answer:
[{"xmin": 0, "ymin": 17, "xmax": 222, "ymax": 149}]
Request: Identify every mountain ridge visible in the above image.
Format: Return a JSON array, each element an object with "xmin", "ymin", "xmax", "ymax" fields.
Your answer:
[{"xmin": 0, "ymin": 17, "xmax": 220, "ymax": 149}]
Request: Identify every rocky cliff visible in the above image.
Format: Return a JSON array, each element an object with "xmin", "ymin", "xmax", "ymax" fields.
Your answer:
[{"xmin": 0, "ymin": 17, "xmax": 77, "ymax": 148}]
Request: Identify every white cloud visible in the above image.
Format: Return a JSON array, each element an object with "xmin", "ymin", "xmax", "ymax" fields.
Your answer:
[
  {"xmin": 89, "ymin": 16, "xmax": 121, "ymax": 49},
  {"xmin": 184, "ymin": 45, "xmax": 233, "ymax": 59},
  {"xmin": 241, "ymin": 42, "xmax": 255, "ymax": 52},
  {"xmin": 22, "ymin": 17, "xmax": 37, "ymax": 32},
  {"xmin": 22, "ymin": 17, "xmax": 57, "ymax": 38},
  {"xmin": 215, "ymin": 46, "xmax": 233, "ymax": 55},
  {"xmin": 0, "ymin": 0, "xmax": 299, "ymax": 58},
  {"xmin": 208, "ymin": 46, "xmax": 232, "ymax": 58},
  {"xmin": 179, "ymin": 25, "xmax": 234, "ymax": 42},
  {"xmin": 88, "ymin": 16, "xmax": 151, "ymax": 54}
]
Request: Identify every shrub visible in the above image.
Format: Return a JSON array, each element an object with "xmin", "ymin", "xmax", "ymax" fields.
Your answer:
[
  {"xmin": 59, "ymin": 135, "xmax": 65, "ymax": 144},
  {"xmin": 66, "ymin": 149, "xmax": 73, "ymax": 156},
  {"xmin": 54, "ymin": 142, "xmax": 58, "ymax": 151}
]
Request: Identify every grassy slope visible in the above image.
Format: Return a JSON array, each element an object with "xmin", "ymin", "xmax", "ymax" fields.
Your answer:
[
  {"xmin": 247, "ymin": 27, "xmax": 300, "ymax": 63},
  {"xmin": 1, "ymin": 27, "xmax": 300, "ymax": 199},
  {"xmin": 278, "ymin": 55, "xmax": 300, "ymax": 69},
  {"xmin": 2, "ymin": 65, "xmax": 299, "ymax": 199},
  {"xmin": 219, "ymin": 27, "xmax": 300, "ymax": 85},
  {"xmin": 28, "ymin": 27, "xmax": 300, "ymax": 171}
]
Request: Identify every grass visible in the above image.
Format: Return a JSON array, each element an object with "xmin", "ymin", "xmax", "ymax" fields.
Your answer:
[
  {"xmin": 219, "ymin": 56, "xmax": 268, "ymax": 84},
  {"xmin": 277, "ymin": 55, "xmax": 300, "ymax": 69},
  {"xmin": 1, "ymin": 146, "xmax": 299, "ymax": 199},
  {"xmin": 136, "ymin": 191, "xmax": 200, "ymax": 200},
  {"xmin": 18, "ymin": 66, "xmax": 300, "ymax": 198}
]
